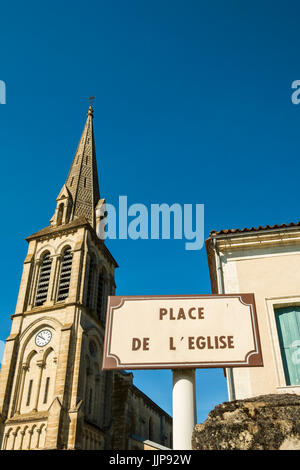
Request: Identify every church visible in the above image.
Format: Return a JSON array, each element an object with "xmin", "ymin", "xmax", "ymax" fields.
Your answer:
[{"xmin": 0, "ymin": 104, "xmax": 172, "ymax": 450}]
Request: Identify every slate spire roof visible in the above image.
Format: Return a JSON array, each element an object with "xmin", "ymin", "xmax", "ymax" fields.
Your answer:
[{"xmin": 64, "ymin": 104, "xmax": 100, "ymax": 228}]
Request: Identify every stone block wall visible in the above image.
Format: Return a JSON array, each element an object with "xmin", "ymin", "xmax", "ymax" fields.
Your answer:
[{"xmin": 192, "ymin": 393, "xmax": 300, "ymax": 450}]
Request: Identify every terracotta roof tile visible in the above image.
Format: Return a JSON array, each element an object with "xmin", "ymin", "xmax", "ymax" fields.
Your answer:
[{"xmin": 210, "ymin": 222, "xmax": 300, "ymax": 236}]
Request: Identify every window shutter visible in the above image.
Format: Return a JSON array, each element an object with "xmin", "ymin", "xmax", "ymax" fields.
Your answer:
[{"xmin": 275, "ymin": 306, "xmax": 300, "ymax": 385}]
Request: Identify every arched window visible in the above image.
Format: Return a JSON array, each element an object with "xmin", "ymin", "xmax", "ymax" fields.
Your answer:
[
  {"xmin": 94, "ymin": 363, "xmax": 101, "ymax": 425},
  {"xmin": 35, "ymin": 252, "xmax": 52, "ymax": 306},
  {"xmin": 84, "ymin": 357, "xmax": 91, "ymax": 416},
  {"xmin": 57, "ymin": 248, "xmax": 73, "ymax": 301},
  {"xmin": 19, "ymin": 351, "xmax": 38, "ymax": 414},
  {"xmin": 102, "ymin": 275, "xmax": 109, "ymax": 323},
  {"xmin": 88, "ymin": 388, "xmax": 93, "ymax": 415},
  {"xmin": 56, "ymin": 203, "xmax": 64, "ymax": 226},
  {"xmin": 43, "ymin": 377, "xmax": 50, "ymax": 404},
  {"xmin": 26, "ymin": 380, "xmax": 33, "ymax": 406},
  {"xmin": 38, "ymin": 347, "xmax": 56, "ymax": 411},
  {"xmin": 96, "ymin": 271, "xmax": 104, "ymax": 321},
  {"xmin": 86, "ymin": 256, "xmax": 96, "ymax": 309},
  {"xmin": 65, "ymin": 204, "xmax": 71, "ymax": 224},
  {"xmin": 38, "ymin": 424, "xmax": 46, "ymax": 449}
]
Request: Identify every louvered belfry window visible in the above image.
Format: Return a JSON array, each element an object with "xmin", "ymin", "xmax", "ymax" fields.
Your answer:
[
  {"xmin": 57, "ymin": 248, "xmax": 73, "ymax": 301},
  {"xmin": 35, "ymin": 253, "xmax": 52, "ymax": 306}
]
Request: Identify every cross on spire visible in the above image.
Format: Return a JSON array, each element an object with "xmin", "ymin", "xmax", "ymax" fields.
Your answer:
[{"xmin": 89, "ymin": 96, "xmax": 95, "ymax": 107}]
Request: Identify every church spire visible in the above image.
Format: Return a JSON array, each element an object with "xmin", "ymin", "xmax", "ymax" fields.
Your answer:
[{"xmin": 51, "ymin": 102, "xmax": 101, "ymax": 229}]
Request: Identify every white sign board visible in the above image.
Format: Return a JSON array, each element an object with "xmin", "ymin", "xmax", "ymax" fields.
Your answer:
[{"xmin": 102, "ymin": 294, "xmax": 263, "ymax": 370}]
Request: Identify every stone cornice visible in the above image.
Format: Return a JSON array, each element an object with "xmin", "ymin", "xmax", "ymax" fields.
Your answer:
[
  {"xmin": 12, "ymin": 302, "xmax": 105, "ymax": 333},
  {"xmin": 26, "ymin": 216, "xmax": 118, "ymax": 268},
  {"xmin": 25, "ymin": 217, "xmax": 88, "ymax": 242},
  {"xmin": 5, "ymin": 411, "xmax": 48, "ymax": 424}
]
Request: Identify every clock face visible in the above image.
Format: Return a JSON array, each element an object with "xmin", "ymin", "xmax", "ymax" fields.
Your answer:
[{"xmin": 35, "ymin": 329, "xmax": 52, "ymax": 347}]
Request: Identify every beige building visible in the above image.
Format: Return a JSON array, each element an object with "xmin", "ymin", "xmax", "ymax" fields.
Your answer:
[
  {"xmin": 206, "ymin": 224, "xmax": 300, "ymax": 400},
  {"xmin": 0, "ymin": 105, "xmax": 172, "ymax": 450}
]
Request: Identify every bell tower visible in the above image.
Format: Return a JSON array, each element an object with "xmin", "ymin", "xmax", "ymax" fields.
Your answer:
[{"xmin": 0, "ymin": 104, "xmax": 118, "ymax": 450}]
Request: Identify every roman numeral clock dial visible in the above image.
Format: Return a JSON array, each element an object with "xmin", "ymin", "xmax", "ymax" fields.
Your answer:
[{"xmin": 35, "ymin": 329, "xmax": 52, "ymax": 347}]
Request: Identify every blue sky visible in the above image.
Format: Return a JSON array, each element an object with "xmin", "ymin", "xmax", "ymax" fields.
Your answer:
[{"xmin": 1, "ymin": 0, "xmax": 300, "ymax": 422}]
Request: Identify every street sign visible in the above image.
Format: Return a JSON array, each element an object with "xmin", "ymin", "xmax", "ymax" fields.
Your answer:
[{"xmin": 102, "ymin": 294, "xmax": 263, "ymax": 370}]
